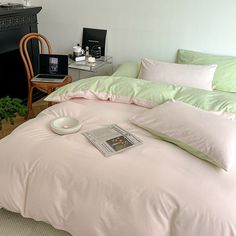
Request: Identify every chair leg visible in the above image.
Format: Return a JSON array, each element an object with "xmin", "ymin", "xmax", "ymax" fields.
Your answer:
[{"xmin": 26, "ymin": 86, "xmax": 34, "ymax": 120}]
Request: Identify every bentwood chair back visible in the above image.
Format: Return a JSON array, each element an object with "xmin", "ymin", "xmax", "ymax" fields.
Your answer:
[{"xmin": 19, "ymin": 33, "xmax": 72, "ymax": 119}]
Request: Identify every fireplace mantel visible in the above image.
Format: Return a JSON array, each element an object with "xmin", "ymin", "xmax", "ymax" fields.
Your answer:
[
  {"xmin": 0, "ymin": 6, "xmax": 42, "ymax": 102},
  {"xmin": 0, "ymin": 6, "xmax": 41, "ymax": 16},
  {"xmin": 0, "ymin": 6, "xmax": 42, "ymax": 54}
]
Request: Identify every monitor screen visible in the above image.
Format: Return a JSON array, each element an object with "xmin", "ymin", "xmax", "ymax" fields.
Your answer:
[
  {"xmin": 82, "ymin": 28, "xmax": 107, "ymax": 56},
  {"xmin": 39, "ymin": 54, "xmax": 68, "ymax": 75}
]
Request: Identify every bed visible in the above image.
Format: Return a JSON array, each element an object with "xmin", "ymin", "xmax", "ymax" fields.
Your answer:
[{"xmin": 1, "ymin": 50, "xmax": 236, "ymax": 236}]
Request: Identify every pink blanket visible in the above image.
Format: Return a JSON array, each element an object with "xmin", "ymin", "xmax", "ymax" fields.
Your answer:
[{"xmin": 0, "ymin": 99, "xmax": 236, "ymax": 236}]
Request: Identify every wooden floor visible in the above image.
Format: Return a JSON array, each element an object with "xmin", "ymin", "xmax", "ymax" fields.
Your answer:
[{"xmin": 0, "ymin": 99, "xmax": 48, "ymax": 139}]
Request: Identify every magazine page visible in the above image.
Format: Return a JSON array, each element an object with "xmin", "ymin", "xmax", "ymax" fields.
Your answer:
[{"xmin": 83, "ymin": 124, "xmax": 142, "ymax": 157}]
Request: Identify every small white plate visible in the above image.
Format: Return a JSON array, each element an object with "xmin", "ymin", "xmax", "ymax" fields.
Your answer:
[{"xmin": 50, "ymin": 117, "xmax": 81, "ymax": 135}]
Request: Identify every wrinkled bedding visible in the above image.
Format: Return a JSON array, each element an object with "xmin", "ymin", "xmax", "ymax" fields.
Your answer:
[{"xmin": 1, "ymin": 99, "xmax": 236, "ymax": 236}]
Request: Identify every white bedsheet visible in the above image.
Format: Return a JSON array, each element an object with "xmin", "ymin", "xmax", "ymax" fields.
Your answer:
[{"xmin": 0, "ymin": 99, "xmax": 236, "ymax": 236}]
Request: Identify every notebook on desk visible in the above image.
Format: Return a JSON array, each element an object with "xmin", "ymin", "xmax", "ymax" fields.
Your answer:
[{"xmin": 31, "ymin": 54, "xmax": 68, "ymax": 83}]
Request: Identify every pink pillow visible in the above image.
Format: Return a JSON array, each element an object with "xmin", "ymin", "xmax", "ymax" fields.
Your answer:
[{"xmin": 139, "ymin": 58, "xmax": 217, "ymax": 91}]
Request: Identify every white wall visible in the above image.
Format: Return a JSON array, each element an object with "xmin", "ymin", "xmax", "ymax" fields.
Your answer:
[{"xmin": 12, "ymin": 0, "xmax": 236, "ymax": 65}]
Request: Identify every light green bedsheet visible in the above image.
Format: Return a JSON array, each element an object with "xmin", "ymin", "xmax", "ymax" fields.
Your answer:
[
  {"xmin": 46, "ymin": 76, "xmax": 236, "ymax": 114},
  {"xmin": 0, "ymin": 208, "xmax": 71, "ymax": 236}
]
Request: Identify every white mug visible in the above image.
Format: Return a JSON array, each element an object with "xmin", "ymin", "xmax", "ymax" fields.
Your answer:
[{"xmin": 73, "ymin": 46, "xmax": 84, "ymax": 56}]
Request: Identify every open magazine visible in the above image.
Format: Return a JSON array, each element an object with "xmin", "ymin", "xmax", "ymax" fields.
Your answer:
[{"xmin": 83, "ymin": 124, "xmax": 142, "ymax": 157}]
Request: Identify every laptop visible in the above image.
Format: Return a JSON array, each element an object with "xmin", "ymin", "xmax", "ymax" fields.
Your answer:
[{"xmin": 31, "ymin": 54, "xmax": 68, "ymax": 83}]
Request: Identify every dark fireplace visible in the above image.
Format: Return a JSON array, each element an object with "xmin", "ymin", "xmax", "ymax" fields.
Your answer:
[
  {"xmin": 0, "ymin": 5, "xmax": 42, "ymax": 103},
  {"xmin": 0, "ymin": 49, "xmax": 28, "ymax": 101}
]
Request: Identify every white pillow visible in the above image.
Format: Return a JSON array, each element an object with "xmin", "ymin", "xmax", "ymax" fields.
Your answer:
[
  {"xmin": 139, "ymin": 58, "xmax": 217, "ymax": 91},
  {"xmin": 130, "ymin": 101, "xmax": 236, "ymax": 171}
]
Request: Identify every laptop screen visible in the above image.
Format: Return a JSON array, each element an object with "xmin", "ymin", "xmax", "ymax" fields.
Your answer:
[{"xmin": 39, "ymin": 54, "xmax": 68, "ymax": 75}]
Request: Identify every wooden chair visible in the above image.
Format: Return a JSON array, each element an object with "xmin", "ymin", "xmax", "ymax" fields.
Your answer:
[{"xmin": 19, "ymin": 33, "xmax": 72, "ymax": 119}]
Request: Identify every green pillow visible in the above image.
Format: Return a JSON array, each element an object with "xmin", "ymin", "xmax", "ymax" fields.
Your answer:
[
  {"xmin": 176, "ymin": 49, "xmax": 236, "ymax": 93},
  {"xmin": 112, "ymin": 62, "xmax": 140, "ymax": 78}
]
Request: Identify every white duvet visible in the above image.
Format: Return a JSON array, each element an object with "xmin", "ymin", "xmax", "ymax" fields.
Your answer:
[{"xmin": 0, "ymin": 99, "xmax": 236, "ymax": 236}]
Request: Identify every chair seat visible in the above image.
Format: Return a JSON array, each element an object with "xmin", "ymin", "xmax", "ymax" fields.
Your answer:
[{"xmin": 31, "ymin": 75, "xmax": 72, "ymax": 88}]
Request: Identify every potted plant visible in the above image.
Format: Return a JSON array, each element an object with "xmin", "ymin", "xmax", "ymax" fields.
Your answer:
[{"xmin": 0, "ymin": 96, "xmax": 27, "ymax": 130}]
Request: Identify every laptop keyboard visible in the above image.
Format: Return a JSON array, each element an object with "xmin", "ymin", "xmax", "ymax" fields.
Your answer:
[{"xmin": 37, "ymin": 74, "xmax": 65, "ymax": 79}]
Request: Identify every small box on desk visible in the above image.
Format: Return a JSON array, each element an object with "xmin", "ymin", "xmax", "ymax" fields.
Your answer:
[
  {"xmin": 74, "ymin": 55, "xmax": 86, "ymax": 62},
  {"xmin": 69, "ymin": 54, "xmax": 86, "ymax": 62}
]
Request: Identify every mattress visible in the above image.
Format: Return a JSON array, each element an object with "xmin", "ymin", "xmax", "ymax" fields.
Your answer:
[{"xmin": 1, "ymin": 98, "xmax": 236, "ymax": 236}]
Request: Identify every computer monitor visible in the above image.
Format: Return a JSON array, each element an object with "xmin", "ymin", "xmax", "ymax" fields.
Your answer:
[
  {"xmin": 82, "ymin": 28, "xmax": 107, "ymax": 56},
  {"xmin": 39, "ymin": 54, "xmax": 68, "ymax": 75}
]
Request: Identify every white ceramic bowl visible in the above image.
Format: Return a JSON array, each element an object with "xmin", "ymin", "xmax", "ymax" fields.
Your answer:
[{"xmin": 50, "ymin": 117, "xmax": 81, "ymax": 135}]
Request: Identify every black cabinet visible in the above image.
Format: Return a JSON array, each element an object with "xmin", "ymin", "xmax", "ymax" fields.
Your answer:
[{"xmin": 0, "ymin": 6, "xmax": 42, "ymax": 102}]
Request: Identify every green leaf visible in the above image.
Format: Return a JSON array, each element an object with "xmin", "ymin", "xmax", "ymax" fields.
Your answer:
[{"xmin": 0, "ymin": 96, "xmax": 27, "ymax": 130}]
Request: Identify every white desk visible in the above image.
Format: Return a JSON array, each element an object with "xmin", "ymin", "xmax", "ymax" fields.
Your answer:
[
  {"xmin": 69, "ymin": 56, "xmax": 112, "ymax": 72},
  {"xmin": 69, "ymin": 56, "xmax": 113, "ymax": 80}
]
